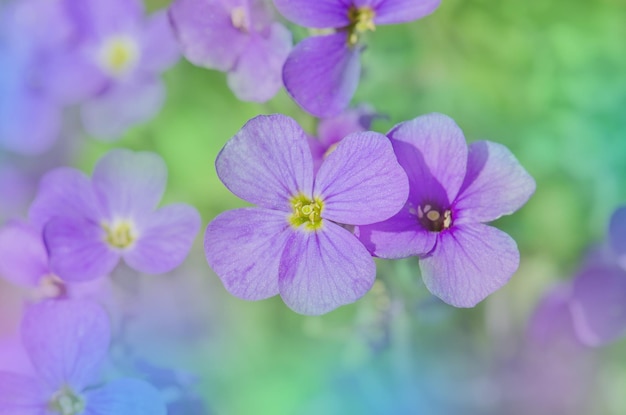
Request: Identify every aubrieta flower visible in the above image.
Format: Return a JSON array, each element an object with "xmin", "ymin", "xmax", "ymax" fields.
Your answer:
[
  {"xmin": 169, "ymin": 0, "xmax": 292, "ymax": 102},
  {"xmin": 357, "ymin": 113, "xmax": 536, "ymax": 307},
  {"xmin": 28, "ymin": 149, "xmax": 201, "ymax": 282},
  {"xmin": 0, "ymin": 300, "xmax": 166, "ymax": 415},
  {"xmin": 204, "ymin": 114, "xmax": 408, "ymax": 315},
  {"xmin": 274, "ymin": 0, "xmax": 441, "ymax": 117}
]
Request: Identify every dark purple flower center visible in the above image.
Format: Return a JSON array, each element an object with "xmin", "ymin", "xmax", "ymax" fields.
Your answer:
[
  {"xmin": 417, "ymin": 204, "xmax": 453, "ymax": 232},
  {"xmin": 347, "ymin": 6, "xmax": 376, "ymax": 46},
  {"xmin": 49, "ymin": 387, "xmax": 85, "ymax": 415}
]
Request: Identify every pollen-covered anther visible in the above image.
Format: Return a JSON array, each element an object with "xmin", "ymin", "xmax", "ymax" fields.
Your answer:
[
  {"xmin": 102, "ymin": 220, "xmax": 136, "ymax": 249},
  {"xmin": 418, "ymin": 204, "xmax": 453, "ymax": 232},
  {"xmin": 290, "ymin": 195, "xmax": 324, "ymax": 230},
  {"xmin": 49, "ymin": 387, "xmax": 85, "ymax": 415},
  {"xmin": 231, "ymin": 6, "xmax": 249, "ymax": 32},
  {"xmin": 347, "ymin": 6, "xmax": 376, "ymax": 46}
]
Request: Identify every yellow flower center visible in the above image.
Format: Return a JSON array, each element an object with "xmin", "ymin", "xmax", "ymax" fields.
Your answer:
[
  {"xmin": 231, "ymin": 6, "xmax": 250, "ymax": 32},
  {"xmin": 49, "ymin": 387, "xmax": 85, "ymax": 415},
  {"xmin": 289, "ymin": 194, "xmax": 324, "ymax": 231},
  {"xmin": 102, "ymin": 220, "xmax": 136, "ymax": 249},
  {"xmin": 347, "ymin": 6, "xmax": 376, "ymax": 46},
  {"xmin": 98, "ymin": 35, "xmax": 140, "ymax": 77}
]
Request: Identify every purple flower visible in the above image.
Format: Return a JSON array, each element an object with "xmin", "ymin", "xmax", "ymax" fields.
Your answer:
[
  {"xmin": 204, "ymin": 114, "xmax": 408, "ymax": 314},
  {"xmin": 357, "ymin": 114, "xmax": 536, "ymax": 307},
  {"xmin": 275, "ymin": 0, "xmax": 440, "ymax": 117},
  {"xmin": 28, "ymin": 149, "xmax": 201, "ymax": 282},
  {"xmin": 169, "ymin": 0, "xmax": 292, "ymax": 102},
  {"xmin": 0, "ymin": 300, "xmax": 166, "ymax": 415}
]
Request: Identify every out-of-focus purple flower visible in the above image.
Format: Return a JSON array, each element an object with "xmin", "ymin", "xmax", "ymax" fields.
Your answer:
[
  {"xmin": 608, "ymin": 205, "xmax": 626, "ymax": 268},
  {"xmin": 204, "ymin": 114, "xmax": 408, "ymax": 315},
  {"xmin": 357, "ymin": 114, "xmax": 536, "ymax": 307},
  {"xmin": 275, "ymin": 0, "xmax": 441, "ymax": 117},
  {"xmin": 28, "ymin": 149, "xmax": 201, "ymax": 282},
  {"xmin": 308, "ymin": 104, "xmax": 381, "ymax": 171},
  {"xmin": 0, "ymin": 300, "xmax": 166, "ymax": 415},
  {"xmin": 169, "ymin": 0, "xmax": 292, "ymax": 102},
  {"xmin": 0, "ymin": 220, "xmax": 112, "ymax": 301}
]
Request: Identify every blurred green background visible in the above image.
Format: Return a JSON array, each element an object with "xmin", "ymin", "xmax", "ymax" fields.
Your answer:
[{"xmin": 68, "ymin": 0, "xmax": 626, "ymax": 413}]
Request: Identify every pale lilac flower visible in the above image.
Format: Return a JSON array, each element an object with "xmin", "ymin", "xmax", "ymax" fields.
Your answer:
[
  {"xmin": 169, "ymin": 0, "xmax": 292, "ymax": 102},
  {"xmin": 204, "ymin": 114, "xmax": 408, "ymax": 315},
  {"xmin": 275, "ymin": 0, "xmax": 440, "ymax": 117},
  {"xmin": 0, "ymin": 300, "xmax": 166, "ymax": 415},
  {"xmin": 357, "ymin": 113, "xmax": 536, "ymax": 307},
  {"xmin": 28, "ymin": 149, "xmax": 201, "ymax": 282}
]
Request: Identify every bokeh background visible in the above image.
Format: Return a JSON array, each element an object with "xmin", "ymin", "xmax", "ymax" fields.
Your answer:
[{"xmin": 1, "ymin": 0, "xmax": 626, "ymax": 413}]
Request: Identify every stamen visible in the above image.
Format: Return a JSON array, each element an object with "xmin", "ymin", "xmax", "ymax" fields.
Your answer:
[
  {"xmin": 49, "ymin": 387, "xmax": 85, "ymax": 415},
  {"xmin": 289, "ymin": 195, "xmax": 324, "ymax": 231},
  {"xmin": 347, "ymin": 6, "xmax": 376, "ymax": 46},
  {"xmin": 417, "ymin": 204, "xmax": 453, "ymax": 232},
  {"xmin": 231, "ymin": 6, "xmax": 249, "ymax": 32},
  {"xmin": 98, "ymin": 35, "xmax": 139, "ymax": 78},
  {"xmin": 102, "ymin": 220, "xmax": 136, "ymax": 249}
]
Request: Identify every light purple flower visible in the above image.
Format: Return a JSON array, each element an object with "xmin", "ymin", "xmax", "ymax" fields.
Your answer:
[
  {"xmin": 275, "ymin": 0, "xmax": 440, "ymax": 117},
  {"xmin": 28, "ymin": 149, "xmax": 201, "ymax": 282},
  {"xmin": 357, "ymin": 113, "xmax": 536, "ymax": 307},
  {"xmin": 204, "ymin": 114, "xmax": 408, "ymax": 315},
  {"xmin": 0, "ymin": 300, "xmax": 166, "ymax": 415},
  {"xmin": 169, "ymin": 0, "xmax": 292, "ymax": 102}
]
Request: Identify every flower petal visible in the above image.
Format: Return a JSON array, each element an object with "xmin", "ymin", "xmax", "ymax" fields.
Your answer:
[
  {"xmin": 0, "ymin": 372, "xmax": 48, "ymax": 414},
  {"xmin": 216, "ymin": 114, "xmax": 314, "ymax": 210},
  {"xmin": 42, "ymin": 50, "xmax": 105, "ymax": 105},
  {"xmin": 45, "ymin": 217, "xmax": 120, "ymax": 283},
  {"xmin": 570, "ymin": 265, "xmax": 626, "ymax": 346},
  {"xmin": 355, "ymin": 207, "xmax": 437, "ymax": 258},
  {"xmin": 0, "ymin": 220, "xmax": 49, "ymax": 288},
  {"xmin": 419, "ymin": 224, "xmax": 519, "ymax": 307},
  {"xmin": 388, "ymin": 113, "xmax": 467, "ymax": 206},
  {"xmin": 454, "ymin": 141, "xmax": 536, "ymax": 224},
  {"xmin": 278, "ymin": 223, "xmax": 376, "ymax": 315},
  {"xmin": 316, "ymin": 104, "xmax": 379, "ymax": 149},
  {"xmin": 204, "ymin": 208, "xmax": 290, "ymax": 300},
  {"xmin": 92, "ymin": 149, "xmax": 167, "ymax": 219},
  {"xmin": 369, "ymin": 0, "xmax": 441, "ymax": 25},
  {"xmin": 273, "ymin": 0, "xmax": 350, "ymax": 28},
  {"xmin": 226, "ymin": 25, "xmax": 292, "ymax": 102},
  {"xmin": 83, "ymin": 378, "xmax": 165, "ymax": 415},
  {"xmin": 81, "ymin": 80, "xmax": 165, "ymax": 140},
  {"xmin": 283, "ymin": 33, "xmax": 361, "ymax": 117},
  {"xmin": 314, "ymin": 131, "xmax": 408, "ymax": 225},
  {"xmin": 21, "ymin": 300, "xmax": 111, "ymax": 390},
  {"xmin": 140, "ymin": 10, "xmax": 180, "ymax": 72},
  {"xmin": 608, "ymin": 206, "xmax": 626, "ymax": 262},
  {"xmin": 168, "ymin": 0, "xmax": 250, "ymax": 71},
  {"xmin": 124, "ymin": 204, "xmax": 201, "ymax": 274},
  {"xmin": 28, "ymin": 168, "xmax": 101, "ymax": 231}
]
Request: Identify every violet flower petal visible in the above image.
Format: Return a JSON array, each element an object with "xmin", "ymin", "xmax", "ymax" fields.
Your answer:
[
  {"xmin": 0, "ymin": 372, "xmax": 48, "ymax": 414},
  {"xmin": 355, "ymin": 208, "xmax": 437, "ymax": 258},
  {"xmin": 81, "ymin": 80, "xmax": 165, "ymax": 141},
  {"xmin": 215, "ymin": 114, "xmax": 314, "ymax": 211},
  {"xmin": 388, "ymin": 113, "xmax": 468, "ymax": 205},
  {"xmin": 454, "ymin": 141, "xmax": 536, "ymax": 225},
  {"xmin": 45, "ymin": 217, "xmax": 120, "ymax": 282},
  {"xmin": 28, "ymin": 168, "xmax": 101, "ymax": 230},
  {"xmin": 370, "ymin": 0, "xmax": 441, "ymax": 25},
  {"xmin": 168, "ymin": 0, "xmax": 250, "ymax": 71},
  {"xmin": 314, "ymin": 131, "xmax": 408, "ymax": 225},
  {"xmin": 43, "ymin": 50, "xmax": 105, "ymax": 105},
  {"xmin": 226, "ymin": 25, "xmax": 292, "ymax": 102},
  {"xmin": 204, "ymin": 208, "xmax": 290, "ymax": 300},
  {"xmin": 283, "ymin": 33, "xmax": 361, "ymax": 117},
  {"xmin": 420, "ymin": 224, "xmax": 519, "ymax": 307},
  {"xmin": 0, "ymin": 221, "xmax": 49, "ymax": 288},
  {"xmin": 608, "ymin": 206, "xmax": 626, "ymax": 260},
  {"xmin": 316, "ymin": 104, "xmax": 378, "ymax": 148},
  {"xmin": 21, "ymin": 300, "xmax": 111, "ymax": 391},
  {"xmin": 570, "ymin": 265, "xmax": 626, "ymax": 346},
  {"xmin": 273, "ymin": 0, "xmax": 350, "ymax": 28},
  {"xmin": 92, "ymin": 149, "xmax": 167, "ymax": 219},
  {"xmin": 140, "ymin": 10, "xmax": 180, "ymax": 73},
  {"xmin": 279, "ymin": 222, "xmax": 376, "ymax": 315},
  {"xmin": 83, "ymin": 378, "xmax": 166, "ymax": 415},
  {"xmin": 124, "ymin": 204, "xmax": 201, "ymax": 274}
]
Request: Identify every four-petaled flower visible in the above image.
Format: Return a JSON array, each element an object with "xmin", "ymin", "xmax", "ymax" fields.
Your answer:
[
  {"xmin": 0, "ymin": 300, "xmax": 166, "ymax": 415},
  {"xmin": 204, "ymin": 114, "xmax": 409, "ymax": 315},
  {"xmin": 274, "ymin": 0, "xmax": 441, "ymax": 117},
  {"xmin": 28, "ymin": 149, "xmax": 201, "ymax": 282},
  {"xmin": 357, "ymin": 113, "xmax": 536, "ymax": 307}
]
